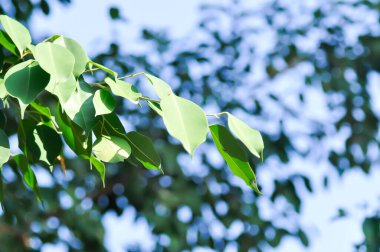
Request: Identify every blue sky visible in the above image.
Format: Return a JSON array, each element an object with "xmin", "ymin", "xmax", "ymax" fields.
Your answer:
[{"xmin": 24, "ymin": 0, "xmax": 380, "ymax": 251}]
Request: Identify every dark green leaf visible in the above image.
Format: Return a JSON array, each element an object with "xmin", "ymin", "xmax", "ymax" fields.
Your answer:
[
  {"xmin": 125, "ymin": 131, "xmax": 161, "ymax": 171},
  {"xmin": 0, "ymin": 30, "xmax": 18, "ymax": 56},
  {"xmin": 90, "ymin": 155, "xmax": 105, "ymax": 187},
  {"xmin": 13, "ymin": 154, "xmax": 41, "ymax": 202},
  {"xmin": 4, "ymin": 60, "xmax": 50, "ymax": 104},
  {"xmin": 55, "ymin": 105, "xmax": 92, "ymax": 159},
  {"xmin": 210, "ymin": 124, "xmax": 261, "ymax": 193}
]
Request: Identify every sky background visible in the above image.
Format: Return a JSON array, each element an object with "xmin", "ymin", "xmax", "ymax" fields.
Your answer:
[{"xmin": 21, "ymin": 0, "xmax": 380, "ymax": 251}]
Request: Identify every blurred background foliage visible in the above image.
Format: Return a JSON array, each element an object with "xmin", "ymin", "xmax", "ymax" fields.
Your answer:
[{"xmin": 1, "ymin": 0, "xmax": 380, "ymax": 251}]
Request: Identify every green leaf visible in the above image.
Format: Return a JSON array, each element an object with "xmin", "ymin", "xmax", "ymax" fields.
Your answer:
[
  {"xmin": 147, "ymin": 100, "xmax": 162, "ymax": 116},
  {"xmin": 227, "ymin": 113, "xmax": 264, "ymax": 159},
  {"xmin": 45, "ymin": 74, "xmax": 76, "ymax": 104},
  {"xmin": 54, "ymin": 36, "xmax": 89, "ymax": 76},
  {"xmin": 0, "ymin": 168, "xmax": 3, "ymax": 208},
  {"xmin": 90, "ymin": 155, "xmax": 106, "ymax": 187},
  {"xmin": 0, "ymin": 128, "xmax": 10, "ymax": 167},
  {"xmin": 62, "ymin": 80, "xmax": 97, "ymax": 133},
  {"xmin": 144, "ymin": 73, "xmax": 173, "ymax": 99},
  {"xmin": 104, "ymin": 77, "xmax": 141, "ymax": 104},
  {"xmin": 34, "ymin": 124, "xmax": 63, "ymax": 167},
  {"xmin": 18, "ymin": 119, "xmax": 41, "ymax": 163},
  {"xmin": 125, "ymin": 131, "xmax": 161, "ymax": 171},
  {"xmin": 0, "ymin": 15, "xmax": 31, "ymax": 55},
  {"xmin": 34, "ymin": 42, "xmax": 75, "ymax": 82},
  {"xmin": 93, "ymin": 89, "xmax": 116, "ymax": 116},
  {"xmin": 160, "ymin": 93, "xmax": 208, "ymax": 155},
  {"xmin": 55, "ymin": 105, "xmax": 92, "ymax": 158},
  {"xmin": 93, "ymin": 135, "xmax": 131, "ymax": 163},
  {"xmin": 4, "ymin": 60, "xmax": 50, "ymax": 104},
  {"xmin": 209, "ymin": 124, "xmax": 261, "ymax": 193},
  {"xmin": 0, "ymin": 79, "xmax": 7, "ymax": 99},
  {"xmin": 13, "ymin": 154, "xmax": 42, "ymax": 201},
  {"xmin": 88, "ymin": 61, "xmax": 117, "ymax": 77},
  {"xmin": 0, "ymin": 30, "xmax": 18, "ymax": 56}
]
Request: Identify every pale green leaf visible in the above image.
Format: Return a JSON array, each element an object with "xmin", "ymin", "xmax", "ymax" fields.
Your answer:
[
  {"xmin": 93, "ymin": 89, "xmax": 116, "ymax": 116},
  {"xmin": 0, "ymin": 129, "xmax": 10, "ymax": 167},
  {"xmin": 34, "ymin": 42, "xmax": 75, "ymax": 82},
  {"xmin": 104, "ymin": 77, "xmax": 141, "ymax": 103},
  {"xmin": 4, "ymin": 60, "xmax": 50, "ymax": 104},
  {"xmin": 45, "ymin": 74, "xmax": 76, "ymax": 104},
  {"xmin": 62, "ymin": 81, "xmax": 97, "ymax": 133},
  {"xmin": 0, "ymin": 15, "xmax": 31, "ymax": 55},
  {"xmin": 93, "ymin": 135, "xmax": 131, "ymax": 163},
  {"xmin": 160, "ymin": 93, "xmax": 208, "ymax": 155},
  {"xmin": 0, "ymin": 79, "xmax": 7, "ymax": 99},
  {"xmin": 210, "ymin": 124, "xmax": 261, "ymax": 193},
  {"xmin": 144, "ymin": 73, "xmax": 173, "ymax": 99},
  {"xmin": 54, "ymin": 36, "xmax": 89, "ymax": 76},
  {"xmin": 227, "ymin": 113, "xmax": 264, "ymax": 159}
]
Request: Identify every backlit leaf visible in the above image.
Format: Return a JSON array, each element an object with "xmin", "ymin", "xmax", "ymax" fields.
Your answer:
[
  {"xmin": 227, "ymin": 113, "xmax": 264, "ymax": 159},
  {"xmin": 0, "ymin": 15, "xmax": 31, "ymax": 55},
  {"xmin": 93, "ymin": 89, "xmax": 116, "ymax": 116},
  {"xmin": 34, "ymin": 42, "xmax": 75, "ymax": 82},
  {"xmin": 0, "ymin": 30, "xmax": 18, "ymax": 56},
  {"xmin": 125, "ymin": 131, "xmax": 161, "ymax": 171},
  {"xmin": 55, "ymin": 105, "xmax": 92, "ymax": 159},
  {"xmin": 13, "ymin": 154, "xmax": 41, "ymax": 201},
  {"xmin": 160, "ymin": 93, "xmax": 208, "ymax": 155},
  {"xmin": 93, "ymin": 135, "xmax": 131, "ymax": 163},
  {"xmin": 0, "ymin": 128, "xmax": 10, "ymax": 167},
  {"xmin": 90, "ymin": 155, "xmax": 106, "ymax": 187},
  {"xmin": 54, "ymin": 36, "xmax": 89, "ymax": 76},
  {"xmin": 104, "ymin": 77, "xmax": 141, "ymax": 103},
  {"xmin": 210, "ymin": 124, "xmax": 261, "ymax": 193}
]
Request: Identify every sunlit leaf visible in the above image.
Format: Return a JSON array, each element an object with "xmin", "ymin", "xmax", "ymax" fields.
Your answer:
[
  {"xmin": 160, "ymin": 93, "xmax": 208, "ymax": 155},
  {"xmin": 0, "ymin": 128, "xmax": 10, "ymax": 167},
  {"xmin": 93, "ymin": 135, "xmax": 131, "ymax": 163},
  {"xmin": 227, "ymin": 113, "xmax": 264, "ymax": 159},
  {"xmin": 144, "ymin": 73, "xmax": 173, "ymax": 99},
  {"xmin": 104, "ymin": 77, "xmax": 141, "ymax": 104},
  {"xmin": 45, "ymin": 74, "xmax": 77, "ymax": 104},
  {"xmin": 93, "ymin": 89, "xmax": 116, "ymax": 116},
  {"xmin": 0, "ymin": 15, "xmax": 31, "ymax": 55},
  {"xmin": 54, "ymin": 36, "xmax": 89, "ymax": 76},
  {"xmin": 34, "ymin": 42, "xmax": 75, "ymax": 82}
]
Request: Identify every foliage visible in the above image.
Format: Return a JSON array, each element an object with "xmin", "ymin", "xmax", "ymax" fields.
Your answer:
[
  {"xmin": 0, "ymin": 13, "xmax": 265, "ymax": 205},
  {"xmin": 1, "ymin": 0, "xmax": 380, "ymax": 251}
]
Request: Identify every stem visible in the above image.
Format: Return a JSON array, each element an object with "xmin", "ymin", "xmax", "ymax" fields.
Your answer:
[
  {"xmin": 83, "ymin": 67, "xmax": 100, "ymax": 74},
  {"xmin": 206, "ymin": 112, "xmax": 228, "ymax": 118},
  {"xmin": 139, "ymin": 96, "xmax": 160, "ymax": 103},
  {"xmin": 118, "ymin": 72, "xmax": 145, "ymax": 80}
]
